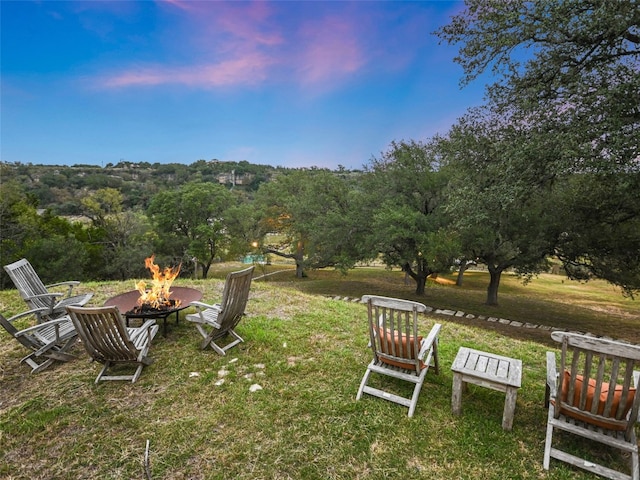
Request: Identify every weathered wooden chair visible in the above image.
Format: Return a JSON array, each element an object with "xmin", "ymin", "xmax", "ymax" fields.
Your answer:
[
  {"xmin": 4, "ymin": 258, "xmax": 93, "ymax": 322},
  {"xmin": 544, "ymin": 331, "xmax": 639, "ymax": 480},
  {"xmin": 66, "ymin": 305, "xmax": 159, "ymax": 384},
  {"xmin": 356, "ymin": 295, "xmax": 441, "ymax": 417},
  {"xmin": 186, "ymin": 266, "xmax": 254, "ymax": 355},
  {"xmin": 0, "ymin": 308, "xmax": 78, "ymax": 373}
]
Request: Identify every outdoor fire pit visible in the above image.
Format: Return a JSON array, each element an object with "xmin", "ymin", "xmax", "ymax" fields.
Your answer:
[
  {"xmin": 104, "ymin": 286, "xmax": 202, "ymax": 336},
  {"xmin": 104, "ymin": 255, "xmax": 201, "ymax": 336}
]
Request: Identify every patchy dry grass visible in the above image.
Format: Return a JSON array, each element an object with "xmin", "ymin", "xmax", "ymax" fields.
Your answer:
[
  {"xmin": 262, "ymin": 266, "xmax": 640, "ymax": 345},
  {"xmin": 0, "ymin": 263, "xmax": 638, "ymax": 479}
]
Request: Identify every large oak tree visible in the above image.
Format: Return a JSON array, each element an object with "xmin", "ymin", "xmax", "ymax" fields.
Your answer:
[
  {"xmin": 254, "ymin": 169, "xmax": 361, "ymax": 278},
  {"xmin": 437, "ymin": 0, "xmax": 640, "ymax": 295},
  {"xmin": 361, "ymin": 140, "xmax": 458, "ymax": 295}
]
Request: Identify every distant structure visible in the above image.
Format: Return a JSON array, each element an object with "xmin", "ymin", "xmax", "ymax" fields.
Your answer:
[{"xmin": 217, "ymin": 170, "xmax": 254, "ymax": 186}]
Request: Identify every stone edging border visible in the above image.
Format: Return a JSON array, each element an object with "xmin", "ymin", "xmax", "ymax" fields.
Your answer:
[{"xmin": 328, "ymin": 295, "xmax": 637, "ymax": 345}]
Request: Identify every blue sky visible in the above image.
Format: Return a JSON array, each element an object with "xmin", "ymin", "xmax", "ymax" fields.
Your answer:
[{"xmin": 1, "ymin": 0, "xmax": 489, "ymax": 170}]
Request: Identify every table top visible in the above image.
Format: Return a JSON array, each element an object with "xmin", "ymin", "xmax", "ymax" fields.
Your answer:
[
  {"xmin": 104, "ymin": 286, "xmax": 202, "ymax": 318},
  {"xmin": 451, "ymin": 347, "xmax": 522, "ymax": 388}
]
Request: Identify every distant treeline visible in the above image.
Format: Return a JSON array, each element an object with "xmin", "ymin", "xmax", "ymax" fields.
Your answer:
[{"xmin": 0, "ymin": 159, "xmax": 355, "ymax": 214}]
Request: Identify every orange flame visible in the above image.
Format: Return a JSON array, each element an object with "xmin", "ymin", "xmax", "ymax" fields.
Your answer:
[{"xmin": 135, "ymin": 255, "xmax": 182, "ymax": 309}]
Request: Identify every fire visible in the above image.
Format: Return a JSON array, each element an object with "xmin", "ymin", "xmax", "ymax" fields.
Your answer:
[{"xmin": 135, "ymin": 255, "xmax": 182, "ymax": 310}]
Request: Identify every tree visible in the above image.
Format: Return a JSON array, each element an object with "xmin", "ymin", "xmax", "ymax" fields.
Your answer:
[
  {"xmin": 439, "ymin": 110, "xmax": 559, "ymax": 305},
  {"xmin": 254, "ymin": 169, "xmax": 360, "ymax": 278},
  {"xmin": 81, "ymin": 188, "xmax": 153, "ymax": 280},
  {"xmin": 0, "ymin": 180, "xmax": 41, "ymax": 276},
  {"xmin": 437, "ymin": 0, "xmax": 640, "ymax": 295},
  {"xmin": 361, "ymin": 140, "xmax": 457, "ymax": 295},
  {"xmin": 0, "ymin": 180, "xmax": 94, "ymax": 286},
  {"xmin": 147, "ymin": 182, "xmax": 235, "ymax": 279},
  {"xmin": 223, "ymin": 199, "xmax": 263, "ymax": 261}
]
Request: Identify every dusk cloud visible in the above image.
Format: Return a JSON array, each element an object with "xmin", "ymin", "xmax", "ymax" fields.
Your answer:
[
  {"xmin": 93, "ymin": 1, "xmax": 376, "ymax": 91},
  {"xmin": 1, "ymin": 1, "xmax": 486, "ymax": 169}
]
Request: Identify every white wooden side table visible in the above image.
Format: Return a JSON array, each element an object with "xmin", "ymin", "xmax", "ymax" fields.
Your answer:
[{"xmin": 451, "ymin": 347, "xmax": 522, "ymax": 431}]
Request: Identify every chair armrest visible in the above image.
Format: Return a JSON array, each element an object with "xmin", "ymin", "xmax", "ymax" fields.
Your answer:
[
  {"xmin": 6, "ymin": 308, "xmax": 51, "ymax": 324},
  {"xmin": 45, "ymin": 280, "xmax": 80, "ymax": 297},
  {"xmin": 24, "ymin": 292, "xmax": 64, "ymax": 301},
  {"xmin": 418, "ymin": 323, "xmax": 441, "ymax": 360},
  {"xmin": 129, "ymin": 319, "xmax": 157, "ymax": 343},
  {"xmin": 188, "ymin": 301, "xmax": 221, "ymax": 313},
  {"xmin": 15, "ymin": 316, "xmax": 72, "ymax": 338},
  {"xmin": 545, "ymin": 351, "xmax": 558, "ymax": 407}
]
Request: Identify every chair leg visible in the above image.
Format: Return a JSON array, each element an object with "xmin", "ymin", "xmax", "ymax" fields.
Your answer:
[
  {"xmin": 206, "ymin": 330, "xmax": 244, "ymax": 355},
  {"xmin": 218, "ymin": 330, "xmax": 243, "ymax": 354},
  {"xmin": 542, "ymin": 408, "xmax": 554, "ymax": 470},
  {"xmin": 408, "ymin": 381, "xmax": 423, "ymax": 418},
  {"xmin": 95, "ymin": 362, "xmax": 111, "ymax": 384},
  {"xmin": 22, "ymin": 354, "xmax": 55, "ymax": 373},
  {"xmin": 131, "ymin": 363, "xmax": 145, "ymax": 383},
  {"xmin": 210, "ymin": 341, "xmax": 227, "ymax": 356},
  {"xmin": 356, "ymin": 368, "xmax": 372, "ymax": 401}
]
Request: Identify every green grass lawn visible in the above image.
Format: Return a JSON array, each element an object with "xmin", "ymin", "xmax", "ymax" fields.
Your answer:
[{"xmin": 0, "ymin": 264, "xmax": 638, "ymax": 479}]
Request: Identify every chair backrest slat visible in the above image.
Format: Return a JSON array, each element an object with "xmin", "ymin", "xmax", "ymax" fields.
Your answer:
[
  {"xmin": 67, "ymin": 306, "xmax": 139, "ymax": 363},
  {"xmin": 217, "ymin": 266, "xmax": 254, "ymax": 331},
  {"xmin": 0, "ymin": 313, "xmax": 41, "ymax": 350},
  {"xmin": 4, "ymin": 259, "xmax": 50, "ymax": 309},
  {"xmin": 551, "ymin": 331, "xmax": 640, "ymax": 439},
  {"xmin": 363, "ymin": 295, "xmax": 425, "ymax": 373}
]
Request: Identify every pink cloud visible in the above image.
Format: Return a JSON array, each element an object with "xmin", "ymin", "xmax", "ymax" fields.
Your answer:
[
  {"xmin": 99, "ymin": 52, "xmax": 275, "ymax": 88},
  {"xmin": 95, "ymin": 2, "xmax": 375, "ymax": 91},
  {"xmin": 162, "ymin": 0, "xmax": 282, "ymax": 48},
  {"xmin": 295, "ymin": 15, "xmax": 367, "ymax": 85}
]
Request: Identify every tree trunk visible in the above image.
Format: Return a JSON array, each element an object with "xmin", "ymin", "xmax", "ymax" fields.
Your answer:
[
  {"xmin": 403, "ymin": 261, "xmax": 431, "ymax": 296},
  {"xmin": 264, "ymin": 240, "xmax": 307, "ymax": 278},
  {"xmin": 456, "ymin": 261, "xmax": 469, "ymax": 287},
  {"xmin": 294, "ymin": 241, "xmax": 305, "ymax": 278},
  {"xmin": 486, "ymin": 265, "xmax": 502, "ymax": 306}
]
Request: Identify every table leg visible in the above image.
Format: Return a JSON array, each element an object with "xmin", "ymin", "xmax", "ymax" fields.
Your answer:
[
  {"xmin": 502, "ymin": 386, "xmax": 517, "ymax": 431},
  {"xmin": 162, "ymin": 315, "xmax": 169, "ymax": 337},
  {"xmin": 452, "ymin": 373, "xmax": 463, "ymax": 415}
]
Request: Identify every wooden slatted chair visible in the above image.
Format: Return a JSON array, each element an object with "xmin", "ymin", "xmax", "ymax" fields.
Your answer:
[
  {"xmin": 186, "ymin": 266, "xmax": 254, "ymax": 355},
  {"xmin": 356, "ymin": 295, "xmax": 441, "ymax": 418},
  {"xmin": 0, "ymin": 308, "xmax": 78, "ymax": 373},
  {"xmin": 544, "ymin": 331, "xmax": 640, "ymax": 480},
  {"xmin": 66, "ymin": 305, "xmax": 159, "ymax": 384},
  {"xmin": 4, "ymin": 258, "xmax": 93, "ymax": 322}
]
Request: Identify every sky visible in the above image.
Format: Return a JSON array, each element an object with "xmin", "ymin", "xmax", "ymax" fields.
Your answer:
[{"xmin": 1, "ymin": 0, "xmax": 491, "ymax": 170}]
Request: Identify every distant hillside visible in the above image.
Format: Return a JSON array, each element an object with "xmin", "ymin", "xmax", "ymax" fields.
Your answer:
[{"xmin": 0, "ymin": 159, "xmax": 307, "ymax": 214}]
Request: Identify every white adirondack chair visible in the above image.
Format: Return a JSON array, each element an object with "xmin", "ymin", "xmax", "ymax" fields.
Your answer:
[
  {"xmin": 66, "ymin": 305, "xmax": 159, "ymax": 384},
  {"xmin": 0, "ymin": 308, "xmax": 78, "ymax": 373},
  {"xmin": 356, "ymin": 295, "xmax": 441, "ymax": 418},
  {"xmin": 4, "ymin": 258, "xmax": 93, "ymax": 322},
  {"xmin": 544, "ymin": 331, "xmax": 639, "ymax": 480},
  {"xmin": 186, "ymin": 266, "xmax": 254, "ymax": 355}
]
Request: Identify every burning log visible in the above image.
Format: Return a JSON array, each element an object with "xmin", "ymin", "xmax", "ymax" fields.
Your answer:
[{"xmin": 127, "ymin": 255, "xmax": 182, "ymax": 315}]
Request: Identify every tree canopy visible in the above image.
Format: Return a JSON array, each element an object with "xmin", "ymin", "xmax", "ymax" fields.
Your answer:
[
  {"xmin": 437, "ymin": 0, "xmax": 640, "ymax": 296},
  {"xmin": 361, "ymin": 140, "xmax": 457, "ymax": 295}
]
